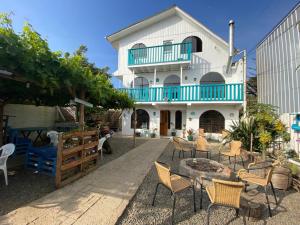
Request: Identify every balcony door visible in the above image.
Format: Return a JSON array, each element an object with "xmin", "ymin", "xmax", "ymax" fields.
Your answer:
[
  {"xmin": 160, "ymin": 110, "xmax": 169, "ymax": 136},
  {"xmin": 163, "ymin": 75, "xmax": 180, "ymax": 101}
]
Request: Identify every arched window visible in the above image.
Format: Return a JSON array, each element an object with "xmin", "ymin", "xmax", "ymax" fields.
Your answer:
[
  {"xmin": 163, "ymin": 75, "xmax": 180, "ymax": 100},
  {"xmin": 199, "ymin": 110, "xmax": 225, "ymax": 133},
  {"xmin": 175, "ymin": 111, "xmax": 182, "ymax": 130},
  {"xmin": 181, "ymin": 36, "xmax": 202, "ymax": 53},
  {"xmin": 200, "ymin": 72, "xmax": 225, "ymax": 99},
  {"xmin": 130, "ymin": 77, "xmax": 149, "ymax": 88},
  {"xmin": 131, "ymin": 43, "xmax": 147, "ymax": 58},
  {"xmin": 200, "ymin": 72, "xmax": 225, "ymax": 84},
  {"xmin": 131, "ymin": 109, "xmax": 149, "ymax": 129}
]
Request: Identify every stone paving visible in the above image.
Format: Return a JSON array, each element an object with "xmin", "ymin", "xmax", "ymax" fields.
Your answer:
[{"xmin": 0, "ymin": 138, "xmax": 169, "ymax": 225}]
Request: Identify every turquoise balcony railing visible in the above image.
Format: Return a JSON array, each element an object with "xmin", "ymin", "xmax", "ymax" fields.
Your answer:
[
  {"xmin": 120, "ymin": 83, "xmax": 244, "ymax": 102},
  {"xmin": 128, "ymin": 42, "xmax": 192, "ymax": 66}
]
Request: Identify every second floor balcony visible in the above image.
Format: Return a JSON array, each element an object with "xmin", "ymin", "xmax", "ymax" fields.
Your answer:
[
  {"xmin": 120, "ymin": 83, "xmax": 244, "ymax": 104},
  {"xmin": 128, "ymin": 42, "xmax": 192, "ymax": 68}
]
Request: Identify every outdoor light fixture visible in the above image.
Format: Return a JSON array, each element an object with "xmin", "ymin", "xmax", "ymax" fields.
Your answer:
[
  {"xmin": 194, "ymin": 77, "xmax": 197, "ymax": 81},
  {"xmin": 153, "ymin": 112, "xmax": 156, "ymax": 116},
  {"xmin": 156, "ymin": 78, "xmax": 159, "ymax": 82}
]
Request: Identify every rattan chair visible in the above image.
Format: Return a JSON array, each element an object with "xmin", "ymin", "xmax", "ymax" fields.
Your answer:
[
  {"xmin": 172, "ymin": 137, "xmax": 193, "ymax": 160},
  {"xmin": 219, "ymin": 140, "xmax": 244, "ymax": 170},
  {"xmin": 194, "ymin": 136, "xmax": 211, "ymax": 158},
  {"xmin": 237, "ymin": 161, "xmax": 278, "ymax": 217},
  {"xmin": 152, "ymin": 161, "xmax": 196, "ymax": 224},
  {"xmin": 206, "ymin": 179, "xmax": 244, "ymax": 225},
  {"xmin": 198, "ymin": 128, "xmax": 205, "ymax": 137}
]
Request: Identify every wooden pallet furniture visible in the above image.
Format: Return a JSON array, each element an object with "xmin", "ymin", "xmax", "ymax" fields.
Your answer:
[{"xmin": 56, "ymin": 130, "xmax": 99, "ymax": 188}]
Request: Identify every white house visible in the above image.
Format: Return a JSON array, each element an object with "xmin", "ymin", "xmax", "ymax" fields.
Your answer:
[{"xmin": 106, "ymin": 6, "xmax": 246, "ymax": 138}]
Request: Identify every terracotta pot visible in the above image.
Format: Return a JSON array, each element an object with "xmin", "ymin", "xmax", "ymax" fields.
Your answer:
[{"xmin": 271, "ymin": 166, "xmax": 292, "ymax": 190}]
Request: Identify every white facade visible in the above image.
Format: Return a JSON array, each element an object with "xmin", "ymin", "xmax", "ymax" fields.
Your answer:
[{"xmin": 107, "ymin": 6, "xmax": 246, "ymax": 137}]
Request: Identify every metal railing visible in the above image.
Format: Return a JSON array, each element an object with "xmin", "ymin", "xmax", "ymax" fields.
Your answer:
[
  {"xmin": 120, "ymin": 83, "xmax": 244, "ymax": 102},
  {"xmin": 128, "ymin": 42, "xmax": 192, "ymax": 66}
]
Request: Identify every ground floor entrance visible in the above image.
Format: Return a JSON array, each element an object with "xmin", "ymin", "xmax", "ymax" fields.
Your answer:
[{"xmin": 160, "ymin": 110, "xmax": 169, "ymax": 136}]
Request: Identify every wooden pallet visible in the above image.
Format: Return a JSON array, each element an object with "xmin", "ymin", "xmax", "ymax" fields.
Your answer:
[{"xmin": 56, "ymin": 129, "xmax": 99, "ymax": 188}]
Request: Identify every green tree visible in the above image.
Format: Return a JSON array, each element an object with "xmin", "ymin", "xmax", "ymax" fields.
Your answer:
[{"xmin": 0, "ymin": 13, "xmax": 133, "ymax": 144}]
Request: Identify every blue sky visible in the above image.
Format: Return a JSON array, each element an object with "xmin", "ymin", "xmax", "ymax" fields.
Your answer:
[{"xmin": 1, "ymin": 0, "xmax": 299, "ymax": 87}]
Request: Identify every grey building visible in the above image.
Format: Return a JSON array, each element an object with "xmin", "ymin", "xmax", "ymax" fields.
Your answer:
[{"xmin": 256, "ymin": 2, "xmax": 300, "ymax": 114}]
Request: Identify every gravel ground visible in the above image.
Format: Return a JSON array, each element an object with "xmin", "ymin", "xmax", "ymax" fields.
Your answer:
[
  {"xmin": 0, "ymin": 136, "xmax": 147, "ymax": 216},
  {"xmin": 117, "ymin": 142, "xmax": 300, "ymax": 225}
]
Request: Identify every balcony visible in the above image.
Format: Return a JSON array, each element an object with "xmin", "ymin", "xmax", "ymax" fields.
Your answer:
[
  {"xmin": 120, "ymin": 83, "xmax": 244, "ymax": 103},
  {"xmin": 128, "ymin": 42, "xmax": 192, "ymax": 72}
]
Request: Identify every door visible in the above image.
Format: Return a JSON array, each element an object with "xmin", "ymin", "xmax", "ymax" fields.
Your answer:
[{"xmin": 160, "ymin": 110, "xmax": 169, "ymax": 136}]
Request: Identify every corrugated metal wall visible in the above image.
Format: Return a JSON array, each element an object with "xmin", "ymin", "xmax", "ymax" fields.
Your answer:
[{"xmin": 257, "ymin": 4, "xmax": 300, "ymax": 114}]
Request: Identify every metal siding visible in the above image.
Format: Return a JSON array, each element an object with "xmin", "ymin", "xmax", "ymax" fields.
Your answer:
[{"xmin": 257, "ymin": 4, "xmax": 300, "ymax": 113}]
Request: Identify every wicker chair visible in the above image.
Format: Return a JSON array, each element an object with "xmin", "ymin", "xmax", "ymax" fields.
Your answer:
[
  {"xmin": 152, "ymin": 161, "xmax": 196, "ymax": 224},
  {"xmin": 237, "ymin": 161, "xmax": 278, "ymax": 217},
  {"xmin": 194, "ymin": 136, "xmax": 211, "ymax": 159},
  {"xmin": 206, "ymin": 179, "xmax": 244, "ymax": 225},
  {"xmin": 172, "ymin": 137, "xmax": 194, "ymax": 160},
  {"xmin": 219, "ymin": 140, "xmax": 244, "ymax": 170},
  {"xmin": 198, "ymin": 128, "xmax": 205, "ymax": 137}
]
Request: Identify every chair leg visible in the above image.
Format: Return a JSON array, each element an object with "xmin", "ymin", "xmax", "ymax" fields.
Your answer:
[
  {"xmin": 270, "ymin": 182, "xmax": 278, "ymax": 205},
  {"xmin": 233, "ymin": 155, "xmax": 237, "ymax": 171},
  {"xmin": 3, "ymin": 167, "xmax": 8, "ymax": 186},
  {"xmin": 236, "ymin": 208, "xmax": 239, "ymax": 217},
  {"xmin": 152, "ymin": 183, "xmax": 160, "ymax": 206},
  {"xmin": 264, "ymin": 186, "xmax": 272, "ymax": 217},
  {"xmin": 240, "ymin": 156, "xmax": 245, "ymax": 168},
  {"xmin": 171, "ymin": 194, "xmax": 177, "ymax": 225},
  {"xmin": 192, "ymin": 186, "xmax": 196, "ymax": 212},
  {"xmin": 207, "ymin": 203, "xmax": 214, "ymax": 225},
  {"xmin": 228, "ymin": 156, "xmax": 231, "ymax": 164},
  {"xmin": 172, "ymin": 149, "xmax": 175, "ymax": 161},
  {"xmin": 200, "ymin": 184, "xmax": 203, "ymax": 209}
]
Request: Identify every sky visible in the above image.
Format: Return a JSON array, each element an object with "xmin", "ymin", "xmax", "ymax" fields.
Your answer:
[{"xmin": 1, "ymin": 0, "xmax": 299, "ymax": 87}]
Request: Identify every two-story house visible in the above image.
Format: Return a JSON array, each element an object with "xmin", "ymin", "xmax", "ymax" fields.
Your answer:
[{"xmin": 106, "ymin": 6, "xmax": 246, "ymax": 138}]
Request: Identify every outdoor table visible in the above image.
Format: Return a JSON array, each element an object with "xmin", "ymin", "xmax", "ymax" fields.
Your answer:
[
  {"xmin": 11, "ymin": 127, "xmax": 48, "ymax": 144},
  {"xmin": 179, "ymin": 158, "xmax": 236, "ymax": 188}
]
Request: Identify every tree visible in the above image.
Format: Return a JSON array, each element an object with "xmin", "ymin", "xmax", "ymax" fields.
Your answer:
[{"xmin": 0, "ymin": 13, "xmax": 133, "ymax": 144}]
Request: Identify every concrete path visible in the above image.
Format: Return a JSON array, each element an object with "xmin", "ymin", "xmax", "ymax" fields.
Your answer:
[{"xmin": 0, "ymin": 139, "xmax": 170, "ymax": 225}]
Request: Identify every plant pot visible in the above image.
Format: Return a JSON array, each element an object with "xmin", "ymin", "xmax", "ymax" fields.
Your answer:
[
  {"xmin": 171, "ymin": 131, "xmax": 176, "ymax": 136},
  {"xmin": 187, "ymin": 135, "xmax": 193, "ymax": 141},
  {"xmin": 271, "ymin": 166, "xmax": 292, "ymax": 190},
  {"xmin": 150, "ymin": 133, "xmax": 156, "ymax": 138}
]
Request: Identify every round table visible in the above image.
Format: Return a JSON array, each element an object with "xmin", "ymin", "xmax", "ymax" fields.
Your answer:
[{"xmin": 179, "ymin": 158, "xmax": 236, "ymax": 187}]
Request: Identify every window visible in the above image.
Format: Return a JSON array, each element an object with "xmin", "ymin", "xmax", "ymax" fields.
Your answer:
[
  {"xmin": 163, "ymin": 40, "xmax": 173, "ymax": 53},
  {"xmin": 131, "ymin": 109, "xmax": 150, "ymax": 129},
  {"xmin": 175, "ymin": 111, "xmax": 182, "ymax": 130},
  {"xmin": 199, "ymin": 110, "xmax": 225, "ymax": 133},
  {"xmin": 131, "ymin": 43, "xmax": 147, "ymax": 58},
  {"xmin": 181, "ymin": 36, "xmax": 202, "ymax": 53}
]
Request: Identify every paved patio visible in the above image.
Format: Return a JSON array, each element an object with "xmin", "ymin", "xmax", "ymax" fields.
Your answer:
[{"xmin": 0, "ymin": 138, "xmax": 169, "ymax": 225}]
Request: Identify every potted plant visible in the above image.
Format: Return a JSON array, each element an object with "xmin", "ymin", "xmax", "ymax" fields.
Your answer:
[
  {"xmin": 271, "ymin": 145, "xmax": 293, "ymax": 190},
  {"xmin": 187, "ymin": 129, "xmax": 194, "ymax": 141},
  {"xmin": 150, "ymin": 128, "xmax": 157, "ymax": 138}
]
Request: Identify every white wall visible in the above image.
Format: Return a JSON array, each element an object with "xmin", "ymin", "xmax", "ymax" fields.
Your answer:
[
  {"xmin": 122, "ymin": 104, "xmax": 239, "ymax": 137},
  {"xmin": 4, "ymin": 104, "xmax": 58, "ymax": 128},
  {"xmin": 114, "ymin": 14, "xmax": 244, "ymax": 88}
]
